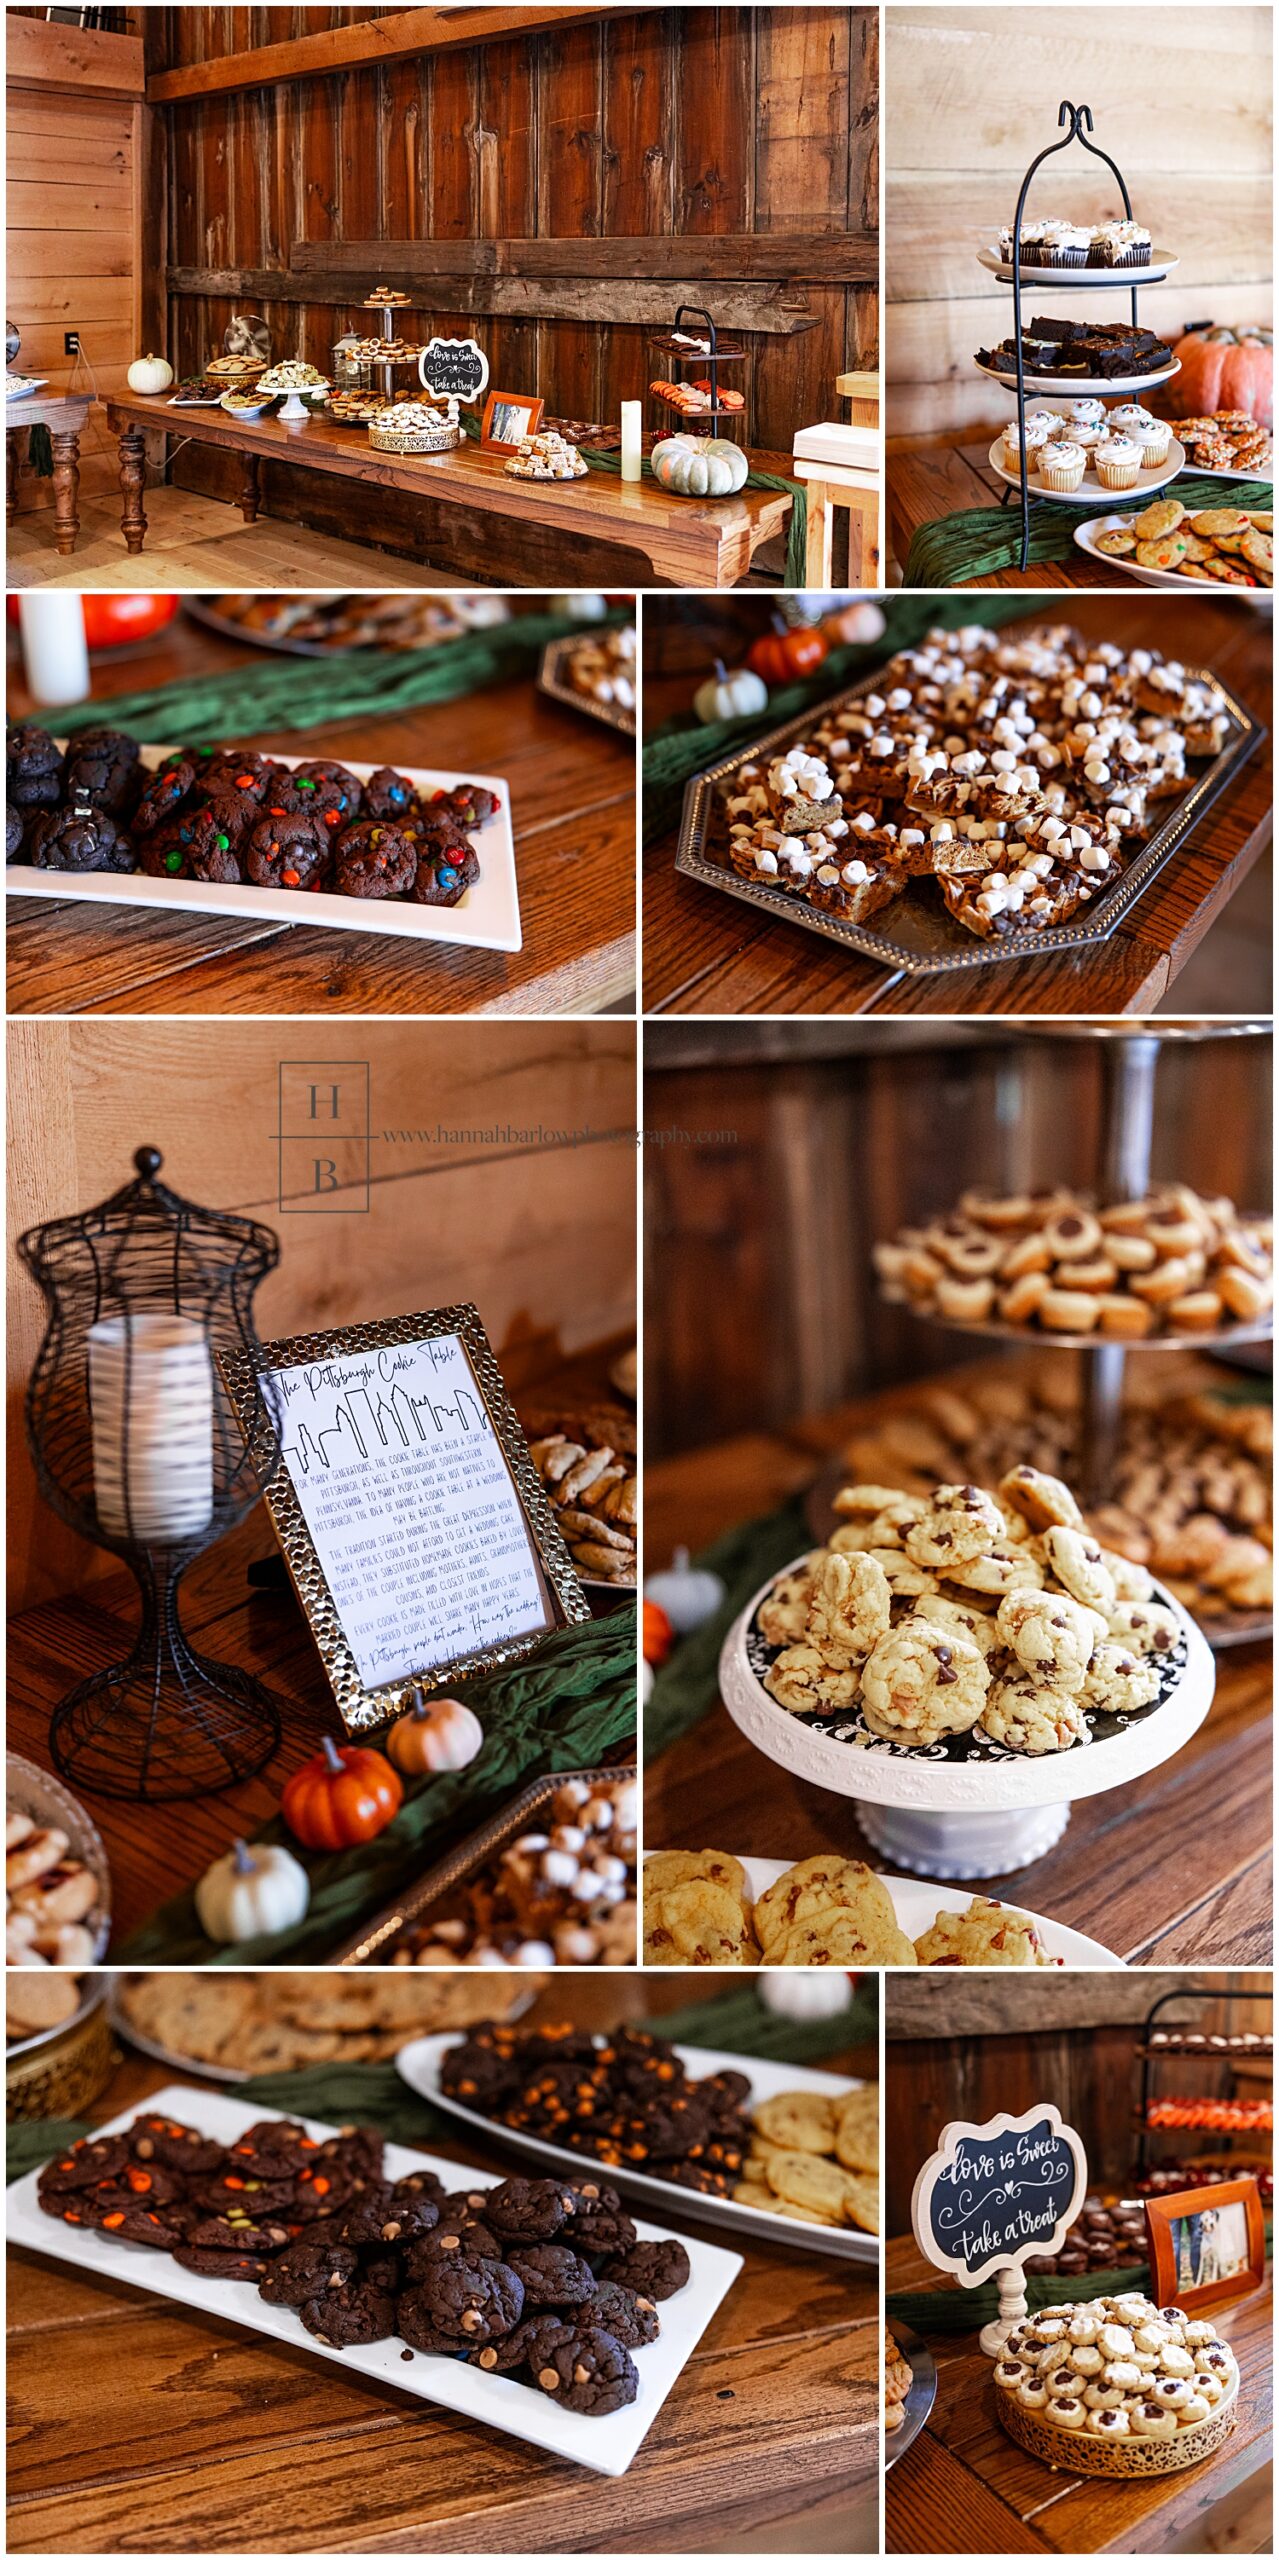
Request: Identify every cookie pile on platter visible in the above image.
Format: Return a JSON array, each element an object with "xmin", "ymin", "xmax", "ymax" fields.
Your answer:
[
  {"xmin": 758, "ymin": 1468, "xmax": 1181, "ymax": 1757},
  {"xmin": 733, "ymin": 2083, "xmax": 879, "ymax": 2235},
  {"xmin": 994, "ymin": 2293, "xmax": 1239, "ymax": 2440},
  {"xmin": 875, "ymin": 1182, "xmax": 1273, "ymax": 1341},
  {"xmin": 115, "ymin": 1970, "xmax": 530, "ymax": 2073},
  {"xmin": 6, "ymin": 727, "xmax": 499, "ymax": 910},
  {"xmin": 39, "ymin": 2116, "xmax": 683, "ymax": 2414},
  {"xmin": 526, "ymin": 1407, "xmax": 637, "ymax": 1585},
  {"xmin": 1094, "ymin": 495, "xmax": 1272, "ymax": 590},
  {"xmin": 443, "ymin": 2019, "xmax": 752, "ymax": 2198},
  {"xmin": 715, "ymin": 621, "xmax": 1234, "ymax": 942},
  {"xmin": 642, "ymin": 1851, "xmax": 1059, "ymax": 1969},
  {"xmin": 838, "ymin": 1364, "xmax": 1272, "ymax": 1627}
]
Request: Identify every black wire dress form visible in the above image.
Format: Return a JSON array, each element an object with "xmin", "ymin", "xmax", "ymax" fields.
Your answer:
[
  {"xmin": 1003, "ymin": 101, "xmax": 1154, "ymax": 570},
  {"xmin": 18, "ymin": 1148, "xmax": 285, "ymax": 1801}
]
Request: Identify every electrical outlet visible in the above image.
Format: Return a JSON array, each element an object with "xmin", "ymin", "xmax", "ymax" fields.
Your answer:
[{"xmin": 64, "ymin": 331, "xmax": 80, "ymax": 356}]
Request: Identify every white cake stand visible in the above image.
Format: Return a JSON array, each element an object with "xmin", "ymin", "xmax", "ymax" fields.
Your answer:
[{"xmin": 720, "ymin": 1564, "xmax": 1216, "ymax": 1879}]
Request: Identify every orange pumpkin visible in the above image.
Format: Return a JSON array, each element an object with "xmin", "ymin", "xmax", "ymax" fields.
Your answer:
[
  {"xmin": 746, "ymin": 622, "xmax": 829, "ymax": 684},
  {"xmin": 643, "ymin": 1599, "xmax": 675, "ymax": 1666},
  {"xmin": 1170, "ymin": 325, "xmax": 1272, "ymax": 429},
  {"xmin": 281, "ymin": 1734, "xmax": 403, "ymax": 1849}
]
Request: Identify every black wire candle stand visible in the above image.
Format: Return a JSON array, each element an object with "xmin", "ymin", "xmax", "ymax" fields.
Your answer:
[
  {"xmin": 18, "ymin": 1146, "xmax": 287, "ymax": 1803},
  {"xmin": 996, "ymin": 100, "xmax": 1168, "ymax": 571},
  {"xmin": 649, "ymin": 303, "xmax": 746, "ymax": 444}
]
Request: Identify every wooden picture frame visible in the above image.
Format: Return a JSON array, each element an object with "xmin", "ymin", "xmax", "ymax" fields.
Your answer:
[
  {"xmin": 1144, "ymin": 2177, "xmax": 1266, "ymax": 2311},
  {"xmin": 222, "ymin": 1304, "xmax": 589, "ymax": 1733},
  {"xmin": 481, "ymin": 390, "xmax": 545, "ymax": 453}
]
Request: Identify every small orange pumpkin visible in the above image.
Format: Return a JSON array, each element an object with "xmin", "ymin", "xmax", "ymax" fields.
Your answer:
[
  {"xmin": 643, "ymin": 1599, "xmax": 675, "ymax": 1666},
  {"xmin": 281, "ymin": 1734, "xmax": 403, "ymax": 1850},
  {"xmin": 746, "ymin": 621, "xmax": 829, "ymax": 684}
]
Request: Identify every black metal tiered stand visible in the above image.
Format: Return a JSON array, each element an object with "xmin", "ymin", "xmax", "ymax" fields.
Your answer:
[
  {"xmin": 648, "ymin": 303, "xmax": 745, "ymax": 444},
  {"xmin": 1138, "ymin": 1985, "xmax": 1273, "ymax": 2179},
  {"xmin": 18, "ymin": 1147, "xmax": 286, "ymax": 1802},
  {"xmin": 997, "ymin": 100, "xmax": 1164, "ymax": 570}
]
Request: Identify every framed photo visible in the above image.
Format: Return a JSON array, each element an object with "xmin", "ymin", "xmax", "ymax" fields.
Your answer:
[
  {"xmin": 1144, "ymin": 2177, "xmax": 1266, "ymax": 2311},
  {"xmin": 223, "ymin": 1305, "xmax": 589, "ymax": 1733},
  {"xmin": 481, "ymin": 391, "xmax": 545, "ymax": 453}
]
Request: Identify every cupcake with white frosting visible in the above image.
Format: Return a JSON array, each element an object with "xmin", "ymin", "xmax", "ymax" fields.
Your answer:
[
  {"xmin": 1038, "ymin": 440, "xmax": 1087, "ymax": 493},
  {"xmin": 1094, "ymin": 433, "xmax": 1143, "ymax": 490}
]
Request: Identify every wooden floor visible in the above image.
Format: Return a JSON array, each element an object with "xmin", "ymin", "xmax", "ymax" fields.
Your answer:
[{"xmin": 8, "ymin": 487, "xmax": 468, "ymax": 591}]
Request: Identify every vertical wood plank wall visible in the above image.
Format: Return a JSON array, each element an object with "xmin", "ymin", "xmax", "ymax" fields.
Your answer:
[
  {"xmin": 6, "ymin": 84, "xmax": 141, "ymax": 516},
  {"xmin": 144, "ymin": 4, "xmax": 877, "ymax": 561},
  {"xmin": 885, "ymin": 4, "xmax": 1273, "ymax": 443},
  {"xmin": 7, "ymin": 1020, "xmax": 636, "ymax": 1611}
]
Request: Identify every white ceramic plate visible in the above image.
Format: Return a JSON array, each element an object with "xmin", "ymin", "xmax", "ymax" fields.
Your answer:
[
  {"xmin": 978, "ymin": 247, "xmax": 1179, "ymax": 287},
  {"xmin": 8, "ymin": 747, "xmax": 521, "ymax": 952},
  {"xmin": 643, "ymin": 1855, "xmax": 1124, "ymax": 1969},
  {"xmin": 6, "ymin": 2082, "xmax": 741, "ymax": 2480},
  {"xmin": 5, "ymin": 374, "xmax": 48, "ymax": 400},
  {"xmin": 975, "ymin": 356, "xmax": 1181, "ymax": 398},
  {"xmin": 400, "ymin": 2033, "xmax": 878, "ymax": 2267},
  {"xmin": 1073, "ymin": 514, "xmax": 1271, "ymax": 591},
  {"xmin": 987, "ymin": 427, "xmax": 1185, "ymax": 507}
]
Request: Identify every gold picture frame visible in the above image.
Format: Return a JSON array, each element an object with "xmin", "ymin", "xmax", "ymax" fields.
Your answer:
[{"xmin": 222, "ymin": 1303, "xmax": 590, "ymax": 1734}]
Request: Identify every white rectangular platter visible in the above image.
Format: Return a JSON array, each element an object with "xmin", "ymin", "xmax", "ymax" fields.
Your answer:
[
  {"xmin": 6, "ymin": 2082, "xmax": 741, "ymax": 2480},
  {"xmin": 8, "ymin": 747, "xmax": 521, "ymax": 952},
  {"xmin": 399, "ymin": 2033, "xmax": 877, "ymax": 2268}
]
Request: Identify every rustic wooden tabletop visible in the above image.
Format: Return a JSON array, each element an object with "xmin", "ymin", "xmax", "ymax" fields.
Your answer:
[
  {"xmin": 641, "ymin": 595, "xmax": 1272, "ymax": 1018},
  {"xmin": 643, "ymin": 1353, "xmax": 1272, "ymax": 1964},
  {"xmin": 6, "ymin": 1981, "xmax": 879, "ymax": 2556},
  {"xmin": 883, "ymin": 2230, "xmax": 1271, "ymax": 2554},
  {"xmin": 6, "ymin": 612, "xmax": 637, "ymax": 1017},
  {"xmin": 6, "ymin": 1344, "xmax": 638, "ymax": 1955},
  {"xmin": 885, "ymin": 435, "xmax": 1271, "ymax": 591}
]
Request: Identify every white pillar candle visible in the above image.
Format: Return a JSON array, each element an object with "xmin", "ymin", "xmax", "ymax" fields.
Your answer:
[
  {"xmin": 18, "ymin": 593, "xmax": 89, "ymax": 707},
  {"xmin": 89, "ymin": 1314, "xmax": 215, "ymax": 1544},
  {"xmin": 620, "ymin": 400, "xmax": 643, "ymax": 482}
]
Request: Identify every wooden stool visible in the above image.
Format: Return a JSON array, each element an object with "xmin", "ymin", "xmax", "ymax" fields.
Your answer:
[{"xmin": 794, "ymin": 370, "xmax": 881, "ymax": 587}]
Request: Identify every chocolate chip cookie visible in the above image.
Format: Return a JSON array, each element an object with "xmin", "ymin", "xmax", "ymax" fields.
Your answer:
[
  {"xmin": 505, "ymin": 2244, "xmax": 598, "ymax": 2308},
  {"xmin": 531, "ymin": 2323, "xmax": 640, "ymax": 2414},
  {"xmin": 27, "ymin": 804, "xmax": 133, "ymax": 872},
  {"xmin": 484, "ymin": 2179, "xmax": 579, "ymax": 2246},
  {"xmin": 397, "ymin": 2257, "xmax": 525, "ymax": 2350},
  {"xmin": 258, "ymin": 2239, "xmax": 359, "ymax": 2308},
  {"xmin": 587, "ymin": 2281, "xmax": 660, "ymax": 2348},
  {"xmin": 599, "ymin": 2239, "xmax": 690, "ymax": 2301},
  {"xmin": 301, "ymin": 2275, "xmax": 399, "ymax": 2349}
]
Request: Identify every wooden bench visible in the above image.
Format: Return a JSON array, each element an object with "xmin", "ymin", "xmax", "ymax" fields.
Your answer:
[{"xmin": 102, "ymin": 393, "xmax": 794, "ymax": 589}]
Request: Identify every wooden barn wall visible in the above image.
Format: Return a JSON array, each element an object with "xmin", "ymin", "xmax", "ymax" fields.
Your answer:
[
  {"xmin": 142, "ymin": 5, "xmax": 877, "ymax": 576},
  {"xmin": 885, "ymin": 5, "xmax": 1273, "ymax": 445}
]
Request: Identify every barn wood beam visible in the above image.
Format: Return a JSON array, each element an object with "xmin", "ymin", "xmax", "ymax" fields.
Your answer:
[
  {"xmin": 291, "ymin": 234, "xmax": 878, "ymax": 287},
  {"xmin": 166, "ymin": 267, "xmax": 828, "ymax": 334},
  {"xmin": 146, "ymin": 5, "xmax": 651, "ymax": 105}
]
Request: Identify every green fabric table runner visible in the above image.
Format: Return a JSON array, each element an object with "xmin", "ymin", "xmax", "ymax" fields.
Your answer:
[
  {"xmin": 114, "ymin": 1609, "xmax": 636, "ymax": 1968},
  {"xmin": 7, "ymin": 1982, "xmax": 875, "ymax": 2182},
  {"xmin": 904, "ymin": 472, "xmax": 1274, "ymax": 591},
  {"xmin": 645, "ymin": 1497, "xmax": 807, "ymax": 1762},
  {"xmin": 642, "ymin": 594, "xmax": 1035, "ymax": 846},
  {"xmin": 48, "ymin": 608, "xmax": 631, "ymax": 748}
]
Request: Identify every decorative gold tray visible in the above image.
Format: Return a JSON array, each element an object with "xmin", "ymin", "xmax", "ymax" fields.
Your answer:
[
  {"xmin": 7, "ymin": 1982, "xmax": 115, "ymax": 2121},
  {"xmin": 368, "ymin": 417, "xmax": 460, "ymax": 455},
  {"xmin": 997, "ymin": 2369, "xmax": 1239, "ymax": 2477}
]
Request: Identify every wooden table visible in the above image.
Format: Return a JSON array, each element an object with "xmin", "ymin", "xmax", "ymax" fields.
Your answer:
[
  {"xmin": 887, "ymin": 435, "xmax": 1272, "ymax": 589},
  {"xmin": 103, "ymin": 395, "xmax": 794, "ymax": 591},
  {"xmin": 6, "ymin": 1343, "xmax": 637, "ymax": 1954},
  {"xmin": 7, "ymin": 392, "xmax": 93, "ymax": 557},
  {"xmin": 883, "ymin": 2231, "xmax": 1271, "ymax": 2554},
  {"xmin": 644, "ymin": 1354, "xmax": 1273, "ymax": 1963},
  {"xmin": 7, "ymin": 1984, "xmax": 878, "ymax": 2555},
  {"xmin": 642, "ymin": 595, "xmax": 1272, "ymax": 1017},
  {"xmin": 6, "ymin": 612, "xmax": 636, "ymax": 1017}
]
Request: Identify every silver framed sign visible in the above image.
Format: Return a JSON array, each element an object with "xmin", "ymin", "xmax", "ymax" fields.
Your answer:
[{"xmin": 223, "ymin": 1304, "xmax": 589, "ymax": 1734}]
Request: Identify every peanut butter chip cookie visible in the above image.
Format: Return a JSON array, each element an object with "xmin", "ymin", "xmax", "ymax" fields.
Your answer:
[
  {"xmin": 757, "ymin": 1562, "xmax": 818, "ymax": 1648},
  {"xmin": 1038, "ymin": 1524, "xmax": 1118, "ymax": 1614},
  {"xmin": 1083, "ymin": 1640, "xmax": 1160, "ymax": 1713},
  {"xmin": 996, "ymin": 1588, "xmax": 1108, "ymax": 1691},
  {"xmin": 859, "ymin": 1623, "xmax": 989, "ymax": 1745},
  {"xmin": 805, "ymin": 1550, "xmax": 893, "ymax": 1665},
  {"xmin": 905, "ymin": 1482, "xmax": 1006, "ymax": 1569},
  {"xmin": 763, "ymin": 1646, "xmax": 861, "ymax": 1716},
  {"xmin": 999, "ymin": 1464, "xmax": 1084, "ymax": 1534},
  {"xmin": 754, "ymin": 1856, "xmax": 916, "ymax": 1967},
  {"xmin": 1106, "ymin": 1599, "xmax": 1181, "ymax": 1657},
  {"xmin": 911, "ymin": 1593, "xmax": 1001, "ymax": 1659},
  {"xmin": 979, "ymin": 1671, "xmax": 1088, "ymax": 1755},
  {"xmin": 914, "ymin": 1894, "xmax": 1054, "ymax": 1968}
]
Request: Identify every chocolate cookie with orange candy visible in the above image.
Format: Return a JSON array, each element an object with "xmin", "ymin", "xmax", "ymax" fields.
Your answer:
[
  {"xmin": 331, "ymin": 818, "xmax": 417, "ymax": 898},
  {"xmin": 245, "ymin": 808, "xmax": 332, "ymax": 891}
]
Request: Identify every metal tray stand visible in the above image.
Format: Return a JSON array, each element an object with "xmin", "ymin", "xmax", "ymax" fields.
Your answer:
[{"xmin": 675, "ymin": 662, "xmax": 1260, "ymax": 977}]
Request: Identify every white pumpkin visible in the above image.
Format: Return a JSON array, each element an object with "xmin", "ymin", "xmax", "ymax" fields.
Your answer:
[
  {"xmin": 651, "ymin": 435, "xmax": 749, "ymax": 498},
  {"xmin": 693, "ymin": 659, "xmax": 769, "ymax": 725},
  {"xmin": 644, "ymin": 1545, "xmax": 726, "ymax": 1632},
  {"xmin": 386, "ymin": 1691, "xmax": 484, "ymax": 1777},
  {"xmin": 127, "ymin": 353, "xmax": 174, "ymax": 396},
  {"xmin": 195, "ymin": 1838, "xmax": 310, "ymax": 1943}
]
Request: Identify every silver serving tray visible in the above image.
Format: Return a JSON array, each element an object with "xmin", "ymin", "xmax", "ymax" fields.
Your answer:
[
  {"xmin": 885, "ymin": 2320, "xmax": 937, "ymax": 2469},
  {"xmin": 332, "ymin": 1762, "xmax": 637, "ymax": 1965},
  {"xmin": 674, "ymin": 664, "xmax": 1262, "ymax": 974},
  {"xmin": 538, "ymin": 635, "xmax": 637, "ymax": 735}
]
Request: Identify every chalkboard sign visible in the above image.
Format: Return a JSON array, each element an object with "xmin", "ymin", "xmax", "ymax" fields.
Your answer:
[
  {"xmin": 418, "ymin": 336, "xmax": 490, "ymax": 406},
  {"xmin": 911, "ymin": 2104, "xmax": 1087, "ymax": 2289}
]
